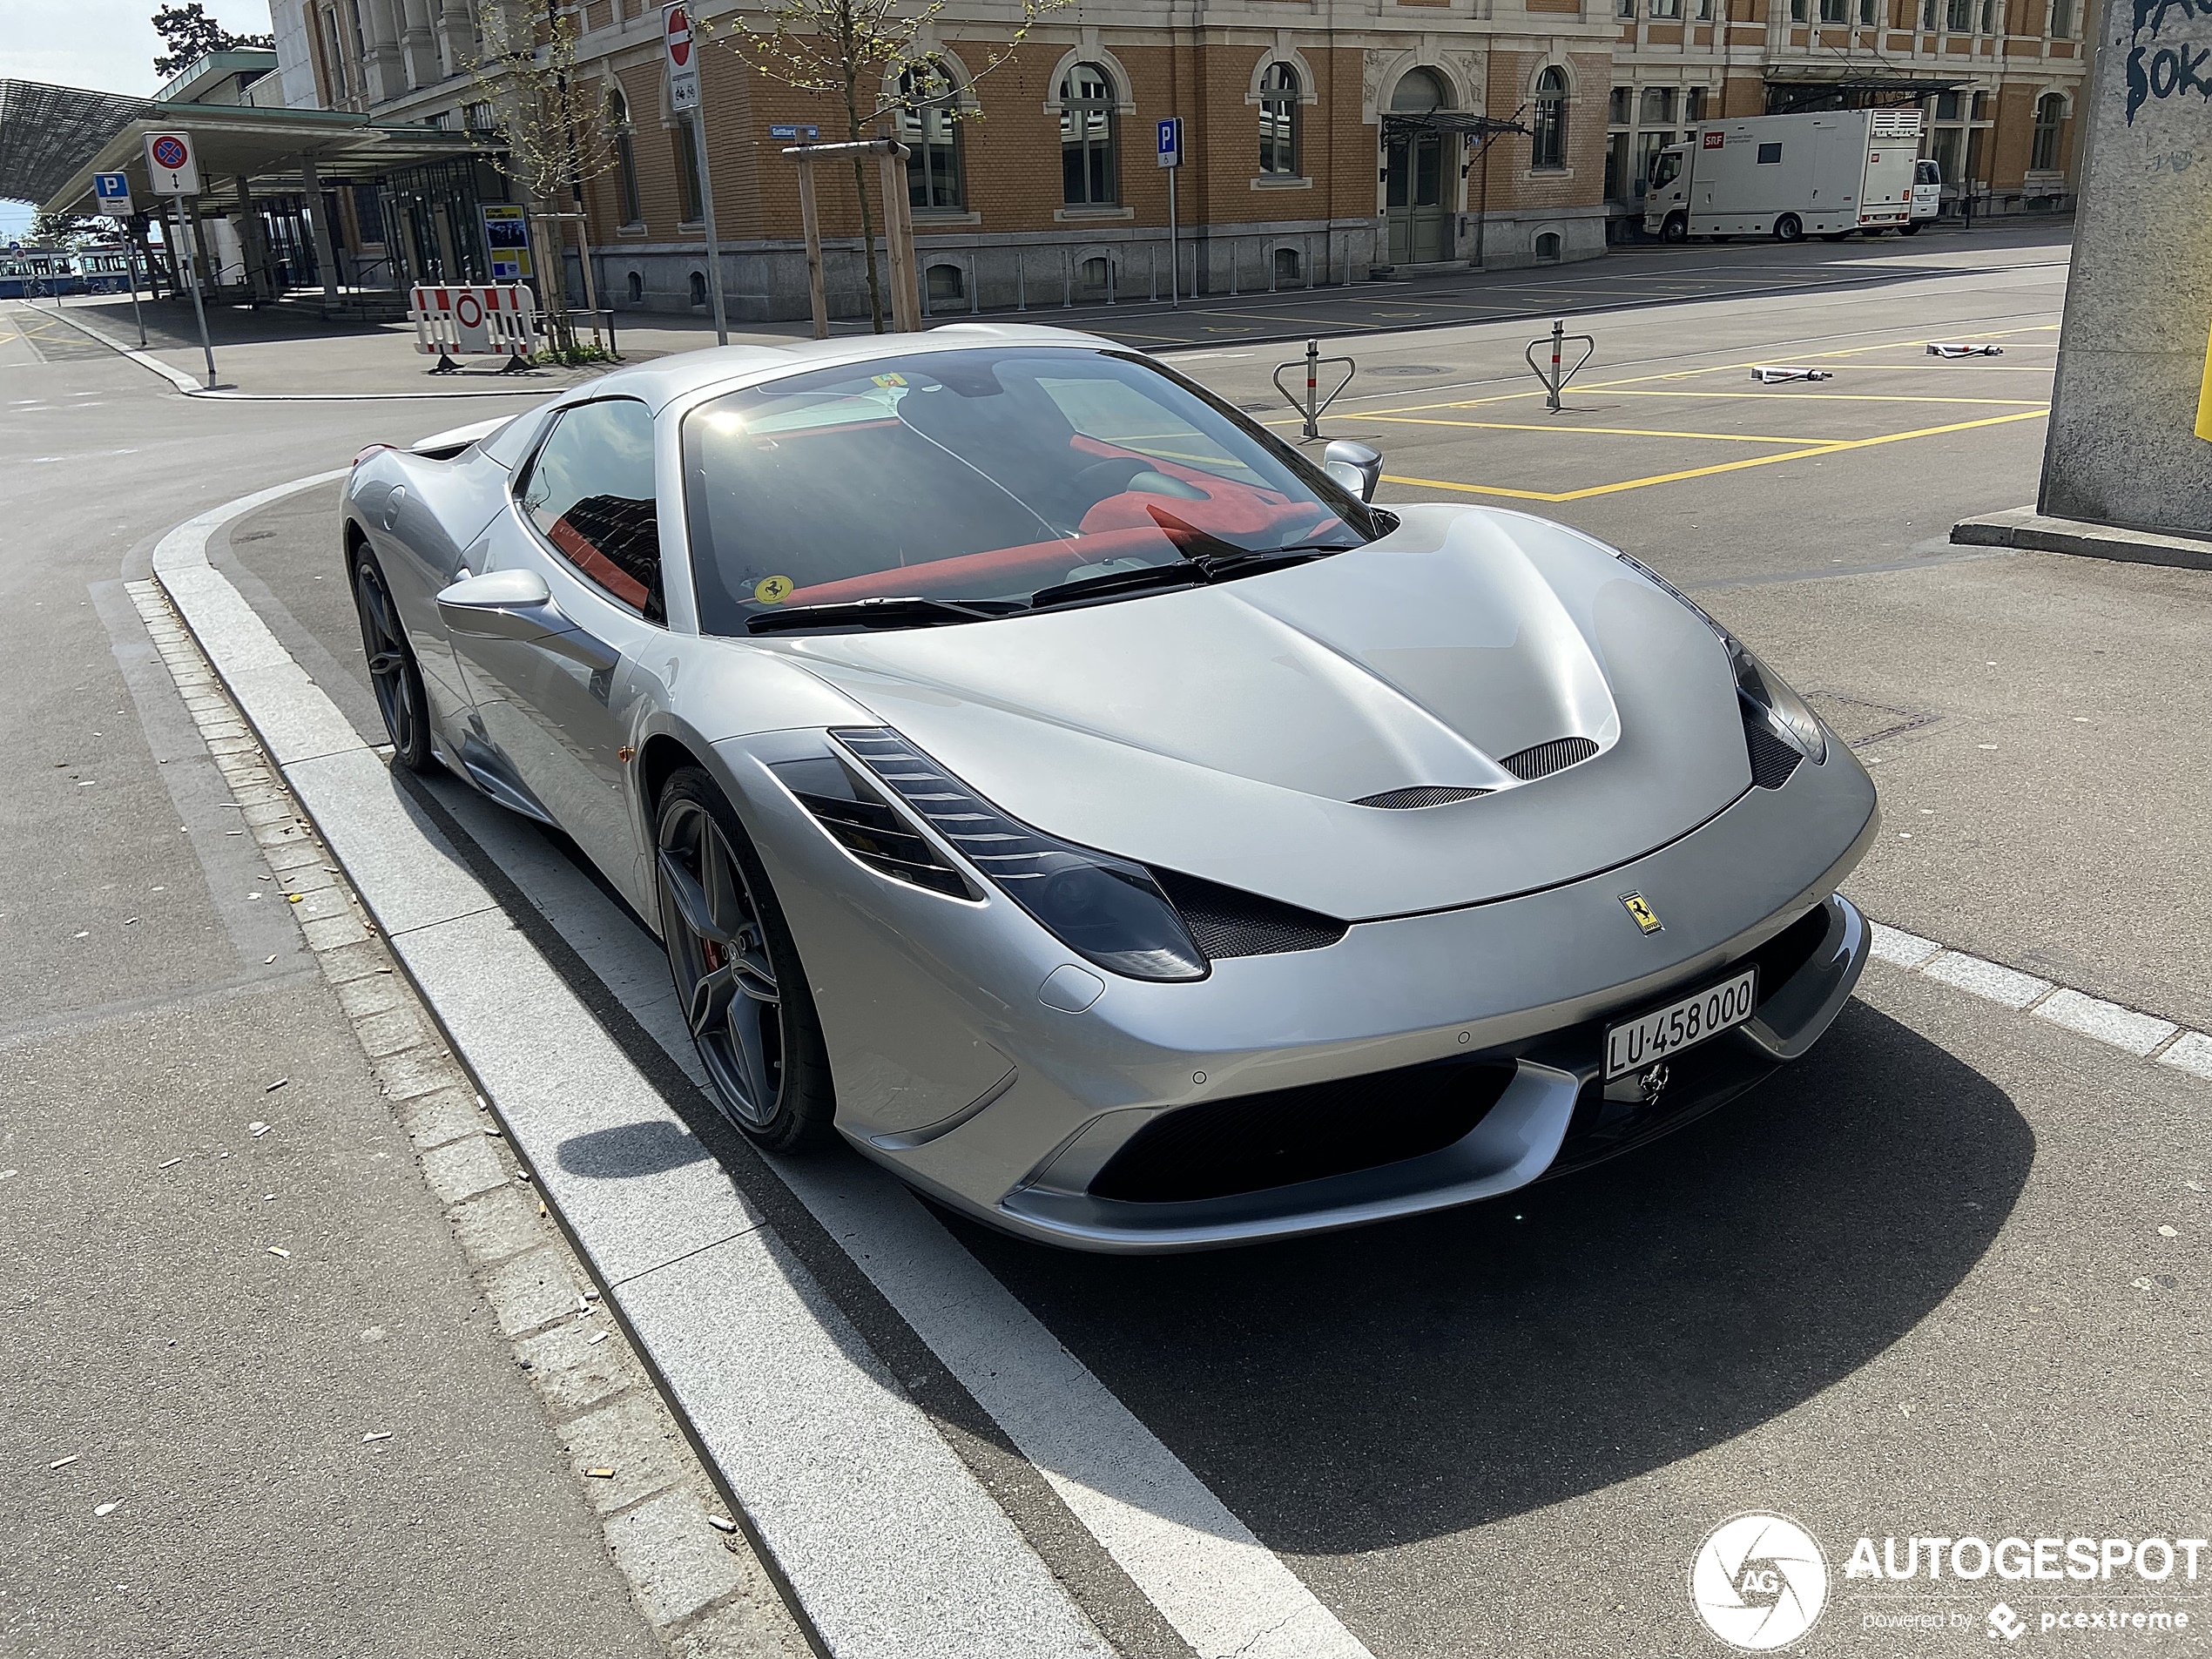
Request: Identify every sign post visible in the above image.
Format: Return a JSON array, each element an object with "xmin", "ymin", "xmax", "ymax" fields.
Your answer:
[
  {"xmin": 664, "ymin": 3, "xmax": 727, "ymax": 346},
  {"xmin": 1157, "ymin": 117, "xmax": 1183, "ymax": 308},
  {"xmin": 93, "ymin": 172, "xmax": 147, "ymax": 347},
  {"xmin": 145, "ymin": 132, "xmax": 214, "ymax": 387}
]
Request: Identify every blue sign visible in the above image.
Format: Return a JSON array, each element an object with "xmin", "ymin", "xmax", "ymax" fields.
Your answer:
[
  {"xmin": 93, "ymin": 171, "xmax": 133, "ymax": 215},
  {"xmin": 769, "ymin": 124, "xmax": 819, "ymax": 141},
  {"xmin": 1157, "ymin": 117, "xmax": 1182, "ymax": 168}
]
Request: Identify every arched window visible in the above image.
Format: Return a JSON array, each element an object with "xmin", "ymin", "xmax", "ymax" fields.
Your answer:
[
  {"xmin": 926, "ymin": 263, "xmax": 963, "ymax": 302},
  {"xmin": 1061, "ymin": 63, "xmax": 1118, "ymax": 206},
  {"xmin": 2030, "ymin": 91, "xmax": 2064, "ymax": 170},
  {"xmin": 1259, "ymin": 62, "xmax": 1299, "ymax": 176},
  {"xmin": 608, "ymin": 86, "xmax": 643, "ymax": 226},
  {"xmin": 1531, "ymin": 66, "xmax": 1568, "ymax": 171},
  {"xmin": 626, "ymin": 270, "xmax": 643, "ymax": 303},
  {"xmin": 899, "ymin": 65, "xmax": 963, "ymax": 212},
  {"xmin": 675, "ymin": 119, "xmax": 703, "ymax": 223},
  {"xmin": 1392, "ymin": 67, "xmax": 1449, "ymax": 114}
]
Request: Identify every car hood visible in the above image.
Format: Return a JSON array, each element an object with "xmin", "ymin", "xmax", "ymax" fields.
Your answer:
[{"xmin": 771, "ymin": 504, "xmax": 1752, "ymax": 920}]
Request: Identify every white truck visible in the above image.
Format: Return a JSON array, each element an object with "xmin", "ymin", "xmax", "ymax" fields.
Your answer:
[{"xmin": 1642, "ymin": 109, "xmax": 1923, "ymax": 243}]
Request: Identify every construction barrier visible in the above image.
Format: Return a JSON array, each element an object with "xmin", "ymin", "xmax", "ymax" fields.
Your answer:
[{"xmin": 409, "ymin": 284, "xmax": 536, "ymax": 372}]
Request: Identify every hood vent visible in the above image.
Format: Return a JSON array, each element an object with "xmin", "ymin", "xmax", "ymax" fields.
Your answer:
[
  {"xmin": 1744, "ymin": 722, "xmax": 1804, "ymax": 790},
  {"xmin": 1352, "ymin": 785, "xmax": 1492, "ymax": 810},
  {"xmin": 1151, "ymin": 868, "xmax": 1346, "ymax": 959},
  {"xmin": 1499, "ymin": 737, "xmax": 1600, "ymax": 780}
]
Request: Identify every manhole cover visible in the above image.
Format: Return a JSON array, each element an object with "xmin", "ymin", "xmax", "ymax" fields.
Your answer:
[
  {"xmin": 1803, "ymin": 692, "xmax": 1939, "ymax": 748},
  {"xmin": 1366, "ymin": 364, "xmax": 1447, "ymax": 377}
]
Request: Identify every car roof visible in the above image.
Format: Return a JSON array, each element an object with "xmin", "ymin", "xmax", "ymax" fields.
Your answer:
[{"xmin": 571, "ymin": 323, "xmax": 1127, "ymax": 415}]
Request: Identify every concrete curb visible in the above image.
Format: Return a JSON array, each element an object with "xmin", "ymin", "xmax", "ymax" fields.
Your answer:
[{"xmin": 1951, "ymin": 506, "xmax": 2212, "ymax": 571}]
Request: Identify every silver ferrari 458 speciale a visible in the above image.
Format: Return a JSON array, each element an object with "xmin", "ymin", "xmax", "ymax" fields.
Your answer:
[{"xmin": 343, "ymin": 325, "xmax": 1877, "ymax": 1252}]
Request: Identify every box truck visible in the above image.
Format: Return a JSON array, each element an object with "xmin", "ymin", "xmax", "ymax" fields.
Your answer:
[{"xmin": 1642, "ymin": 109, "xmax": 1923, "ymax": 243}]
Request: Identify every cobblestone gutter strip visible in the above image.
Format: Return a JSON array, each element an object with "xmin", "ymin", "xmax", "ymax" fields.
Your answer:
[{"xmin": 125, "ymin": 577, "xmax": 817, "ymax": 1659}]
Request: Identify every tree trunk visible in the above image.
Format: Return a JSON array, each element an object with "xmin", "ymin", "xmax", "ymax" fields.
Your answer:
[{"xmin": 844, "ymin": 71, "xmax": 883, "ymax": 333}]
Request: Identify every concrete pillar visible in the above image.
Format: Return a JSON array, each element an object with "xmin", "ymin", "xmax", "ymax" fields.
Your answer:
[
  {"xmin": 436, "ymin": 0, "xmax": 474, "ymax": 81},
  {"xmin": 398, "ymin": 0, "xmax": 441, "ymax": 89},
  {"xmin": 360, "ymin": 0, "xmax": 408, "ymax": 104},
  {"xmin": 233, "ymin": 173, "xmax": 274, "ymax": 302},
  {"xmin": 2040, "ymin": 5, "xmax": 2212, "ymax": 534},
  {"xmin": 300, "ymin": 153, "xmax": 342, "ymax": 306}
]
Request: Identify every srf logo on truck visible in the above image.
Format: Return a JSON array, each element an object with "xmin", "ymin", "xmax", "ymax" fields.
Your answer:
[{"xmin": 1703, "ymin": 130, "xmax": 1726, "ymax": 148}]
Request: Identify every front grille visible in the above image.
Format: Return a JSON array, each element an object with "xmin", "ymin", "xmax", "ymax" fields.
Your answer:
[
  {"xmin": 1089, "ymin": 1059, "xmax": 1516, "ymax": 1204},
  {"xmin": 1740, "ymin": 903, "xmax": 1831, "ymax": 1003},
  {"xmin": 1352, "ymin": 785, "xmax": 1492, "ymax": 810},
  {"xmin": 1152, "ymin": 868, "xmax": 1346, "ymax": 959},
  {"xmin": 1745, "ymin": 722, "xmax": 1804, "ymax": 789},
  {"xmin": 1499, "ymin": 737, "xmax": 1600, "ymax": 780}
]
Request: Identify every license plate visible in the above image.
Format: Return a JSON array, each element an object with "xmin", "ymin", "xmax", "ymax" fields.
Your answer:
[{"xmin": 1604, "ymin": 968, "xmax": 1758, "ymax": 1081}]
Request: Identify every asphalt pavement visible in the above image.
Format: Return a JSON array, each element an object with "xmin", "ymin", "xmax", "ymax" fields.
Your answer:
[{"xmin": 8, "ymin": 223, "xmax": 2211, "ymax": 1658}]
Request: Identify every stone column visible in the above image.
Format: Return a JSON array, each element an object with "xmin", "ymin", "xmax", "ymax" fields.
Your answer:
[
  {"xmin": 233, "ymin": 172, "xmax": 275, "ymax": 301},
  {"xmin": 360, "ymin": 0, "xmax": 408, "ymax": 104},
  {"xmin": 399, "ymin": 0, "xmax": 442, "ymax": 89},
  {"xmin": 2040, "ymin": 7, "xmax": 2212, "ymax": 534},
  {"xmin": 438, "ymin": 0, "xmax": 475, "ymax": 82},
  {"xmin": 300, "ymin": 152, "xmax": 342, "ymax": 307}
]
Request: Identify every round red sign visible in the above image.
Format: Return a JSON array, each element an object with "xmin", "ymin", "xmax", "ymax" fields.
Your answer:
[
  {"xmin": 665, "ymin": 6, "xmax": 691, "ymax": 66},
  {"xmin": 152, "ymin": 135, "xmax": 189, "ymax": 170}
]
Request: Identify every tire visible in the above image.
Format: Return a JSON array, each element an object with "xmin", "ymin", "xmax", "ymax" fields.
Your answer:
[
  {"xmin": 350, "ymin": 545, "xmax": 438, "ymax": 773},
  {"xmin": 1661, "ymin": 212, "xmax": 1689, "ymax": 244},
  {"xmin": 1773, "ymin": 213, "xmax": 1804, "ymax": 243},
  {"xmin": 1898, "ymin": 221, "xmax": 1923, "ymax": 236},
  {"xmin": 1817, "ymin": 231, "xmax": 1851, "ymax": 242},
  {"xmin": 654, "ymin": 766, "xmax": 836, "ymax": 1152}
]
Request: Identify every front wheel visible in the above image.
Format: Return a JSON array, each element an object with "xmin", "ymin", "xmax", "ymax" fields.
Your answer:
[
  {"xmin": 655, "ymin": 767, "xmax": 836, "ymax": 1152},
  {"xmin": 1773, "ymin": 213, "xmax": 1804, "ymax": 243},
  {"xmin": 1661, "ymin": 212, "xmax": 1689, "ymax": 244},
  {"xmin": 351, "ymin": 548, "xmax": 438, "ymax": 773}
]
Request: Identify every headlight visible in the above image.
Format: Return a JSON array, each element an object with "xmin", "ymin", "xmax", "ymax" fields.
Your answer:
[
  {"xmin": 832, "ymin": 727, "xmax": 1208, "ymax": 981},
  {"xmin": 1616, "ymin": 554, "xmax": 1826, "ymax": 764}
]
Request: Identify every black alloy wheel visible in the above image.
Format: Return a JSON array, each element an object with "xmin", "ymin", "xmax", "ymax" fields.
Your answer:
[
  {"xmin": 1662, "ymin": 212, "xmax": 1689, "ymax": 244},
  {"xmin": 655, "ymin": 767, "xmax": 835, "ymax": 1151},
  {"xmin": 352, "ymin": 550, "xmax": 437, "ymax": 772}
]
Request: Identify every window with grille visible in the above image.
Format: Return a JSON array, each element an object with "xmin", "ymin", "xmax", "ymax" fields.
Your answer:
[
  {"xmin": 1640, "ymin": 85, "xmax": 1676, "ymax": 124},
  {"xmin": 899, "ymin": 66, "xmax": 963, "ymax": 211},
  {"xmin": 1532, "ymin": 67, "xmax": 1569, "ymax": 169},
  {"xmin": 1946, "ymin": 0, "xmax": 1973, "ymax": 28},
  {"xmin": 1258, "ymin": 63, "xmax": 1300, "ymax": 175},
  {"xmin": 1060, "ymin": 64, "xmax": 1118, "ymax": 205}
]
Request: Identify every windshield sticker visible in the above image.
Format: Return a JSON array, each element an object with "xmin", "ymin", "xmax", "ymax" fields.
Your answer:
[
  {"xmin": 871, "ymin": 373, "xmax": 907, "ymax": 387},
  {"xmin": 753, "ymin": 575, "xmax": 795, "ymax": 604}
]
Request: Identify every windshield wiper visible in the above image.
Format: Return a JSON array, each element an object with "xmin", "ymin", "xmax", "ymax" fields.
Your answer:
[
  {"xmin": 1027, "ymin": 563, "xmax": 1212, "ymax": 610},
  {"xmin": 745, "ymin": 596, "xmax": 1021, "ymax": 635}
]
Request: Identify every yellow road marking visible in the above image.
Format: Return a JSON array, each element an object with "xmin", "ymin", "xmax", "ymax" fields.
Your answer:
[
  {"xmin": 1363, "ymin": 415, "xmax": 1852, "ymax": 444},
  {"xmin": 1380, "ymin": 408, "xmax": 2048, "ymax": 503},
  {"xmin": 1601, "ymin": 389, "xmax": 2050, "ymax": 405}
]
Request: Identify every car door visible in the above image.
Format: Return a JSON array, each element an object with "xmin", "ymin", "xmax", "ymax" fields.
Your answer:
[{"xmin": 450, "ymin": 396, "xmax": 668, "ymax": 901}]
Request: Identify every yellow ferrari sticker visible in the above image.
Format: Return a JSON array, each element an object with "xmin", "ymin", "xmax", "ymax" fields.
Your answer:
[
  {"xmin": 872, "ymin": 373, "xmax": 907, "ymax": 388},
  {"xmin": 753, "ymin": 575, "xmax": 795, "ymax": 604},
  {"xmin": 1620, "ymin": 892, "xmax": 1662, "ymax": 934}
]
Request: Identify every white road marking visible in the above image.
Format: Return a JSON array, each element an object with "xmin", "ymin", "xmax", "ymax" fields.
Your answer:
[
  {"xmin": 2033, "ymin": 988, "xmax": 2178, "ymax": 1057},
  {"xmin": 150, "ymin": 473, "xmax": 1375, "ymax": 1659},
  {"xmin": 1918, "ymin": 951, "xmax": 2054, "ymax": 1009},
  {"xmin": 2157, "ymin": 1031, "xmax": 2212, "ymax": 1082}
]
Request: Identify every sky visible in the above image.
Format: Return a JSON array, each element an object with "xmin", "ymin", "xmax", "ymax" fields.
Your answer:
[{"xmin": 2, "ymin": 0, "xmax": 277, "ymax": 238}]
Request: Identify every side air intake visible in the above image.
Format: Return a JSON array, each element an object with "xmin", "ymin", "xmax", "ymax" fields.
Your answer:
[
  {"xmin": 1352, "ymin": 786, "xmax": 1491, "ymax": 810},
  {"xmin": 1744, "ymin": 721, "xmax": 1804, "ymax": 789},
  {"xmin": 766, "ymin": 754, "xmax": 978, "ymax": 900},
  {"xmin": 1499, "ymin": 737, "xmax": 1601, "ymax": 780},
  {"xmin": 1151, "ymin": 868, "xmax": 1347, "ymax": 959}
]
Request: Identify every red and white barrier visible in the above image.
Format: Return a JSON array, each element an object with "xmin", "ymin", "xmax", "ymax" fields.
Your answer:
[{"xmin": 409, "ymin": 284, "xmax": 536, "ymax": 364}]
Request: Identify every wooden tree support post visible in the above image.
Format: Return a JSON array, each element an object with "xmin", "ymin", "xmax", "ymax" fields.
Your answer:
[{"xmin": 783, "ymin": 138, "xmax": 917, "ymax": 336}]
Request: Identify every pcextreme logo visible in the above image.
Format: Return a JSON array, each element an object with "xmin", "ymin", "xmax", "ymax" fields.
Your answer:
[{"xmin": 1690, "ymin": 1512, "xmax": 1831, "ymax": 1650}]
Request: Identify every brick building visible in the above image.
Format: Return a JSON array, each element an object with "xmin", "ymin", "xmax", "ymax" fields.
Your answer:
[{"xmin": 261, "ymin": 0, "xmax": 2089, "ymax": 321}]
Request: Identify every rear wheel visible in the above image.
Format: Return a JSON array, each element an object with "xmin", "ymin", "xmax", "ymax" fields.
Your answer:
[
  {"xmin": 1898, "ymin": 220, "xmax": 1923, "ymax": 236},
  {"xmin": 1661, "ymin": 212, "xmax": 1689, "ymax": 244},
  {"xmin": 1817, "ymin": 231, "xmax": 1851, "ymax": 242},
  {"xmin": 1773, "ymin": 213, "xmax": 1804, "ymax": 243},
  {"xmin": 654, "ymin": 767, "xmax": 836, "ymax": 1152},
  {"xmin": 351, "ymin": 547, "xmax": 437, "ymax": 773}
]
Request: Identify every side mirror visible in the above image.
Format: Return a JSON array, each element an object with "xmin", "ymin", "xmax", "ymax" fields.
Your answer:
[
  {"xmin": 1323, "ymin": 440, "xmax": 1383, "ymax": 503},
  {"xmin": 436, "ymin": 567, "xmax": 563, "ymax": 641}
]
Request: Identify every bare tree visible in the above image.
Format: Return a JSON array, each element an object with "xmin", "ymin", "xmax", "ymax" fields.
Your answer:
[
  {"xmin": 711, "ymin": 0, "xmax": 1065, "ymax": 331},
  {"xmin": 469, "ymin": 0, "xmax": 621, "ymax": 354}
]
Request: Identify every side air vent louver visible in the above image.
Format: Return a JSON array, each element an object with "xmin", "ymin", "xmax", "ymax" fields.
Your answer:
[
  {"xmin": 767, "ymin": 754, "xmax": 979, "ymax": 900},
  {"xmin": 1744, "ymin": 721, "xmax": 1804, "ymax": 790},
  {"xmin": 1151, "ymin": 868, "xmax": 1348, "ymax": 959},
  {"xmin": 1352, "ymin": 786, "xmax": 1492, "ymax": 810},
  {"xmin": 1499, "ymin": 737, "xmax": 1601, "ymax": 780}
]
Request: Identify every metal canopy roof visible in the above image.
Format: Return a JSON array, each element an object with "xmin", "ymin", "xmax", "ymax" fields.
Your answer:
[
  {"xmin": 1380, "ymin": 112, "xmax": 1532, "ymax": 139},
  {"xmin": 0, "ymin": 80, "xmax": 154, "ymax": 206},
  {"xmin": 34, "ymin": 100, "xmax": 488, "ymax": 213}
]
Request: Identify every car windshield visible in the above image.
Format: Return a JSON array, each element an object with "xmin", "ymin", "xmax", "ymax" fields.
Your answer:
[{"xmin": 680, "ymin": 346, "xmax": 1381, "ymax": 633}]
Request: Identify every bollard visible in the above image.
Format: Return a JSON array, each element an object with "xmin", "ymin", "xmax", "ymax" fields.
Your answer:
[
  {"xmin": 1925, "ymin": 342, "xmax": 2003, "ymax": 358},
  {"xmin": 1523, "ymin": 317, "xmax": 1595, "ymax": 412},
  {"xmin": 1271, "ymin": 337, "xmax": 1358, "ymax": 440},
  {"xmin": 1017, "ymin": 255, "xmax": 1026, "ymax": 313},
  {"xmin": 1749, "ymin": 365, "xmax": 1834, "ymax": 384}
]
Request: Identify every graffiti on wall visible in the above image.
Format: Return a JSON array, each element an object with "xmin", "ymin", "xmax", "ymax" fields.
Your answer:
[{"xmin": 2128, "ymin": 0, "xmax": 2212, "ymax": 122}]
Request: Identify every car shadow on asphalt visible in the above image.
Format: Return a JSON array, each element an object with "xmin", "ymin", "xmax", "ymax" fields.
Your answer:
[{"xmin": 945, "ymin": 997, "xmax": 2030, "ymax": 1551}]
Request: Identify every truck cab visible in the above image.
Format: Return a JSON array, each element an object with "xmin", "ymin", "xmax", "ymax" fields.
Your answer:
[{"xmin": 1647, "ymin": 145, "xmax": 1692, "ymax": 240}]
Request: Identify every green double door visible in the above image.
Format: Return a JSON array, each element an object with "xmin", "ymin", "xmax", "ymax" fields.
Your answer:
[{"xmin": 1386, "ymin": 131, "xmax": 1451, "ymax": 265}]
